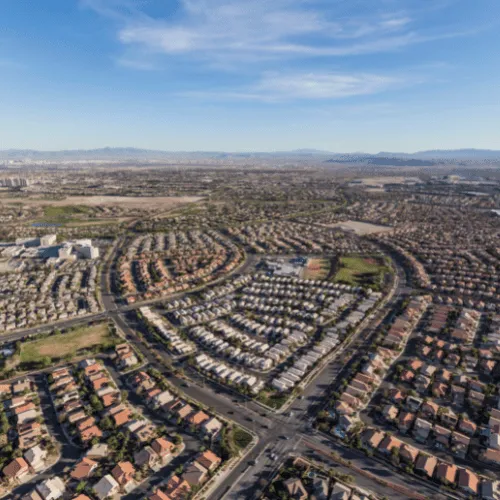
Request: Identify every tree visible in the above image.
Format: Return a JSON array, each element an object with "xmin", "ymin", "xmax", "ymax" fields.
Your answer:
[
  {"xmin": 40, "ymin": 356, "xmax": 52, "ymax": 368},
  {"xmin": 76, "ymin": 481, "xmax": 87, "ymax": 493}
]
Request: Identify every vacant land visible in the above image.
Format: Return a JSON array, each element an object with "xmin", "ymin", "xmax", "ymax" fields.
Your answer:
[
  {"xmin": 301, "ymin": 258, "xmax": 330, "ymax": 280},
  {"xmin": 331, "ymin": 220, "xmax": 393, "ymax": 236},
  {"xmin": 0, "ymin": 195, "xmax": 203, "ymax": 210},
  {"xmin": 17, "ymin": 323, "xmax": 116, "ymax": 368},
  {"xmin": 353, "ymin": 176, "xmax": 421, "ymax": 186},
  {"xmin": 334, "ymin": 256, "xmax": 389, "ymax": 290}
]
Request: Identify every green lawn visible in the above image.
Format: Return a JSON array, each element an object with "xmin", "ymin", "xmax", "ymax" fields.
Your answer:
[
  {"xmin": 334, "ymin": 256, "xmax": 390, "ymax": 290},
  {"xmin": 32, "ymin": 205, "xmax": 109, "ymax": 226},
  {"xmin": 43, "ymin": 205, "xmax": 92, "ymax": 218},
  {"xmin": 257, "ymin": 390, "xmax": 290, "ymax": 409},
  {"xmin": 18, "ymin": 323, "xmax": 117, "ymax": 368},
  {"xmin": 232, "ymin": 427, "xmax": 253, "ymax": 450}
]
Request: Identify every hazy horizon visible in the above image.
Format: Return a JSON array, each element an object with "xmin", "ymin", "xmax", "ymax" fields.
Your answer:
[{"xmin": 1, "ymin": 1, "xmax": 499, "ymax": 151}]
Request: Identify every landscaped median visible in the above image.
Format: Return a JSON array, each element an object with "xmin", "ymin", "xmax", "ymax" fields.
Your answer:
[
  {"xmin": 137, "ymin": 368, "xmax": 258, "ymax": 500},
  {"xmin": 194, "ymin": 425, "xmax": 257, "ymax": 500}
]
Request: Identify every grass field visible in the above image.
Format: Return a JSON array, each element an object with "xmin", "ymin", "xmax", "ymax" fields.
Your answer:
[
  {"xmin": 301, "ymin": 258, "xmax": 330, "ymax": 280},
  {"xmin": 334, "ymin": 256, "xmax": 390, "ymax": 290},
  {"xmin": 43, "ymin": 205, "xmax": 92, "ymax": 219},
  {"xmin": 232, "ymin": 427, "xmax": 253, "ymax": 450},
  {"xmin": 257, "ymin": 390, "xmax": 290, "ymax": 409},
  {"xmin": 18, "ymin": 323, "xmax": 116, "ymax": 367}
]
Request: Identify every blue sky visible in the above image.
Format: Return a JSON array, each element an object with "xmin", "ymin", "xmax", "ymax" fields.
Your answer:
[{"xmin": 0, "ymin": 0, "xmax": 499, "ymax": 152}]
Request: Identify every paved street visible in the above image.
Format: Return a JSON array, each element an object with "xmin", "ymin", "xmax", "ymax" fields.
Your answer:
[{"xmin": 2, "ymin": 238, "xmax": 451, "ymax": 500}]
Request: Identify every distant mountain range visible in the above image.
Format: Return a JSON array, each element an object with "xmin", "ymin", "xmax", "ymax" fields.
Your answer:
[{"xmin": 1, "ymin": 147, "xmax": 500, "ymax": 165}]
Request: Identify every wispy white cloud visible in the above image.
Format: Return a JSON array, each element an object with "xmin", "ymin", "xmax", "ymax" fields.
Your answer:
[
  {"xmin": 256, "ymin": 72, "xmax": 401, "ymax": 99},
  {"xmin": 83, "ymin": 0, "xmax": 472, "ymax": 67},
  {"xmin": 180, "ymin": 71, "xmax": 405, "ymax": 101}
]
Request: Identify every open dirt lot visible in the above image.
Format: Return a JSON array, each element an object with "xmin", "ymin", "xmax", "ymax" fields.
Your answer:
[
  {"xmin": 301, "ymin": 258, "xmax": 330, "ymax": 280},
  {"xmin": 0, "ymin": 195, "xmax": 203, "ymax": 210},
  {"xmin": 354, "ymin": 176, "xmax": 421, "ymax": 185},
  {"xmin": 331, "ymin": 220, "xmax": 393, "ymax": 235}
]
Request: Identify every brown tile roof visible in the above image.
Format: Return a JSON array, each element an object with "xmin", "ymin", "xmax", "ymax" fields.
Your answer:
[
  {"xmin": 84, "ymin": 363, "xmax": 103, "ymax": 377},
  {"xmin": 71, "ymin": 457, "xmax": 98, "ymax": 480},
  {"xmin": 102, "ymin": 392, "xmax": 120, "ymax": 408},
  {"xmin": 196, "ymin": 450, "xmax": 221, "ymax": 470},
  {"xmin": 457, "ymin": 468, "xmax": 479, "ymax": 493},
  {"xmin": 80, "ymin": 425, "xmax": 103, "ymax": 443},
  {"xmin": 112, "ymin": 461, "xmax": 136, "ymax": 486},
  {"xmin": 164, "ymin": 475, "xmax": 191, "ymax": 499},
  {"xmin": 186, "ymin": 410, "xmax": 210, "ymax": 426},
  {"xmin": 415, "ymin": 454, "xmax": 437, "ymax": 477},
  {"xmin": 176, "ymin": 404, "xmax": 194, "ymax": 419},
  {"xmin": 378, "ymin": 435, "xmax": 402, "ymax": 454},
  {"xmin": 113, "ymin": 408, "xmax": 132, "ymax": 427},
  {"xmin": 148, "ymin": 490, "xmax": 171, "ymax": 500},
  {"xmin": 399, "ymin": 443, "xmax": 419, "ymax": 463},
  {"xmin": 436, "ymin": 462, "xmax": 457, "ymax": 484},
  {"xmin": 152, "ymin": 438, "xmax": 175, "ymax": 457},
  {"xmin": 77, "ymin": 416, "xmax": 96, "ymax": 432},
  {"xmin": 3, "ymin": 457, "xmax": 28, "ymax": 479}
]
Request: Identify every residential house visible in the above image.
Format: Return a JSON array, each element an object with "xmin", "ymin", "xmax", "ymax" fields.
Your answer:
[
  {"xmin": 382, "ymin": 404, "xmax": 398, "ymax": 423},
  {"xmin": 362, "ymin": 428, "xmax": 384, "ymax": 450},
  {"xmin": 413, "ymin": 418, "xmax": 432, "ymax": 443},
  {"xmin": 458, "ymin": 418, "xmax": 477, "ymax": 436},
  {"xmin": 377, "ymin": 435, "xmax": 401, "ymax": 456},
  {"xmin": 86, "ymin": 443, "xmax": 109, "ymax": 460},
  {"xmin": 196, "ymin": 450, "xmax": 221, "ymax": 472},
  {"xmin": 434, "ymin": 425, "xmax": 451, "ymax": 449},
  {"xmin": 111, "ymin": 461, "xmax": 136, "ymax": 491},
  {"xmin": 435, "ymin": 462, "xmax": 457, "ymax": 485},
  {"xmin": 3, "ymin": 457, "xmax": 29, "ymax": 481},
  {"xmin": 70, "ymin": 458, "xmax": 98, "ymax": 481},
  {"xmin": 163, "ymin": 475, "xmax": 191, "ymax": 499},
  {"xmin": 151, "ymin": 437, "xmax": 175, "ymax": 463},
  {"xmin": 283, "ymin": 477, "xmax": 308, "ymax": 500},
  {"xmin": 451, "ymin": 432, "xmax": 470, "ymax": 458},
  {"xmin": 481, "ymin": 480, "xmax": 500, "ymax": 500},
  {"xmin": 94, "ymin": 474, "xmax": 120, "ymax": 500},
  {"xmin": 398, "ymin": 412, "xmax": 415, "ymax": 434},
  {"xmin": 405, "ymin": 396, "xmax": 423, "ymax": 413},
  {"xmin": 36, "ymin": 477, "xmax": 65, "ymax": 500},
  {"xmin": 24, "ymin": 445, "xmax": 47, "ymax": 472},
  {"xmin": 176, "ymin": 403, "xmax": 194, "ymax": 422},
  {"xmin": 457, "ymin": 468, "xmax": 479, "ymax": 496},
  {"xmin": 149, "ymin": 490, "xmax": 171, "ymax": 500},
  {"xmin": 202, "ymin": 416, "xmax": 223, "ymax": 437},
  {"xmin": 481, "ymin": 448, "xmax": 500, "ymax": 465},
  {"xmin": 399, "ymin": 443, "xmax": 419, "ymax": 464},
  {"xmin": 182, "ymin": 461, "xmax": 208, "ymax": 487},
  {"xmin": 331, "ymin": 482, "xmax": 352, "ymax": 500},
  {"xmin": 312, "ymin": 477, "xmax": 329, "ymax": 500},
  {"xmin": 134, "ymin": 446, "xmax": 158, "ymax": 469},
  {"xmin": 22, "ymin": 492, "xmax": 43, "ymax": 500},
  {"xmin": 415, "ymin": 454, "xmax": 437, "ymax": 478},
  {"xmin": 79, "ymin": 425, "xmax": 103, "ymax": 443},
  {"xmin": 186, "ymin": 410, "xmax": 210, "ymax": 428},
  {"xmin": 420, "ymin": 401, "xmax": 439, "ymax": 420}
]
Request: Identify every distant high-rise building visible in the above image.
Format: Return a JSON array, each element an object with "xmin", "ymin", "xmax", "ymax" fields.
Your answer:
[{"xmin": 0, "ymin": 177, "xmax": 30, "ymax": 187}]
